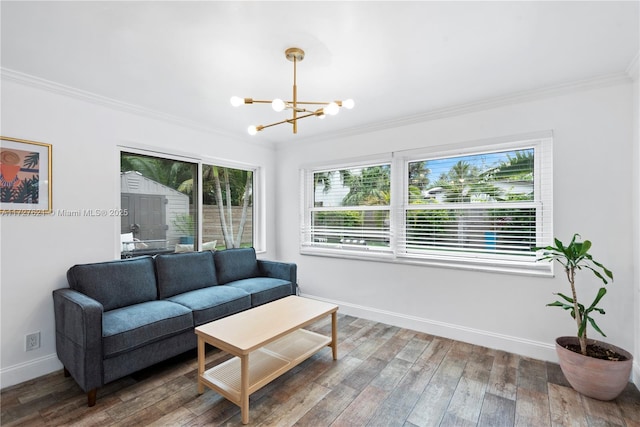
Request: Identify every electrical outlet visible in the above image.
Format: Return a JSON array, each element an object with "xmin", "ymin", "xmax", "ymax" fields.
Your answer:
[{"xmin": 25, "ymin": 332, "xmax": 40, "ymax": 351}]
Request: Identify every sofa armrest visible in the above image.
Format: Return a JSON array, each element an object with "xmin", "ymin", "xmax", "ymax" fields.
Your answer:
[
  {"xmin": 52, "ymin": 288, "xmax": 104, "ymax": 393},
  {"xmin": 257, "ymin": 260, "xmax": 297, "ymax": 295}
]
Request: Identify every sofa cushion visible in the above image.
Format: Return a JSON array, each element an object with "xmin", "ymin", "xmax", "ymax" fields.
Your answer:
[
  {"xmin": 67, "ymin": 256, "xmax": 157, "ymax": 311},
  {"xmin": 214, "ymin": 248, "xmax": 261, "ymax": 284},
  {"xmin": 227, "ymin": 277, "xmax": 292, "ymax": 307},
  {"xmin": 167, "ymin": 285, "xmax": 251, "ymax": 326},
  {"xmin": 102, "ymin": 300, "xmax": 193, "ymax": 358},
  {"xmin": 155, "ymin": 251, "xmax": 218, "ymax": 299}
]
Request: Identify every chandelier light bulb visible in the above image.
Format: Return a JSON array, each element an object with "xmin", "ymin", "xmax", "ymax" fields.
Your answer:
[
  {"xmin": 230, "ymin": 47, "xmax": 352, "ymax": 135},
  {"xmin": 272, "ymin": 98, "xmax": 286, "ymax": 112},
  {"xmin": 326, "ymin": 102, "xmax": 340, "ymax": 116},
  {"xmin": 230, "ymin": 96, "xmax": 244, "ymax": 107}
]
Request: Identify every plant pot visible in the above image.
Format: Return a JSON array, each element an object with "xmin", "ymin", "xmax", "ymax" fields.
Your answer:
[
  {"xmin": 555, "ymin": 336, "xmax": 633, "ymax": 401},
  {"xmin": 179, "ymin": 236, "xmax": 194, "ymax": 244}
]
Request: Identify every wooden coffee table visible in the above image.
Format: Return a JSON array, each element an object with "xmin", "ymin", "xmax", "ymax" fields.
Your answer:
[{"xmin": 195, "ymin": 295, "xmax": 338, "ymax": 424}]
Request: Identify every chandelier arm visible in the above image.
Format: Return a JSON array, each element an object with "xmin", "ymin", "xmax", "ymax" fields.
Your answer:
[
  {"xmin": 258, "ymin": 110, "xmax": 322, "ymax": 131},
  {"xmin": 290, "ymin": 106, "xmax": 314, "ymax": 113},
  {"xmin": 287, "ymin": 101, "xmax": 337, "ymax": 105},
  {"xmin": 241, "ymin": 99, "xmax": 326, "ymax": 108},
  {"xmin": 292, "ymin": 53, "xmax": 298, "ymax": 133}
]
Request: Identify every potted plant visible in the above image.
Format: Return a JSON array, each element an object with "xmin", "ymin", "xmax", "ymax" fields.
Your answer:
[
  {"xmin": 536, "ymin": 234, "xmax": 633, "ymax": 400},
  {"xmin": 173, "ymin": 213, "xmax": 195, "ymax": 244}
]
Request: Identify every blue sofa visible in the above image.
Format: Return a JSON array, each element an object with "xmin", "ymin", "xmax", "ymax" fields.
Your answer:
[{"xmin": 52, "ymin": 248, "xmax": 296, "ymax": 406}]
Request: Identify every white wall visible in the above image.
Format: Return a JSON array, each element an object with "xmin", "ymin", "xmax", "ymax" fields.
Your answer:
[
  {"xmin": 632, "ymin": 59, "xmax": 640, "ymax": 385},
  {"xmin": 1, "ymin": 75, "xmax": 638, "ymax": 390},
  {"xmin": 0, "ymin": 77, "xmax": 279, "ymax": 388},
  {"xmin": 276, "ymin": 81, "xmax": 637, "ymax": 378}
]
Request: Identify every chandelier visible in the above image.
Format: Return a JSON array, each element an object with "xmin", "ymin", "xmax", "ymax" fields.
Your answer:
[{"xmin": 230, "ymin": 47, "xmax": 354, "ymax": 135}]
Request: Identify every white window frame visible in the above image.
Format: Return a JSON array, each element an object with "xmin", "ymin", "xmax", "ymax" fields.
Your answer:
[
  {"xmin": 300, "ymin": 132, "xmax": 553, "ymax": 276},
  {"xmin": 118, "ymin": 145, "xmax": 264, "ymax": 254},
  {"xmin": 300, "ymin": 155, "xmax": 394, "ymax": 260}
]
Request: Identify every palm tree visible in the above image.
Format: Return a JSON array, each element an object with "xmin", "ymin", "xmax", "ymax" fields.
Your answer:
[
  {"xmin": 171, "ymin": 165, "xmax": 253, "ymax": 249},
  {"xmin": 408, "ymin": 161, "xmax": 430, "ymax": 203},
  {"xmin": 121, "ymin": 154, "xmax": 194, "ymax": 194},
  {"xmin": 494, "ymin": 150, "xmax": 534, "ymax": 181},
  {"xmin": 341, "ymin": 166, "xmax": 390, "ymax": 206},
  {"xmin": 437, "ymin": 160, "xmax": 476, "ymax": 203},
  {"xmin": 339, "ymin": 166, "xmax": 391, "ymax": 245},
  {"xmin": 209, "ymin": 166, "xmax": 252, "ymax": 249}
]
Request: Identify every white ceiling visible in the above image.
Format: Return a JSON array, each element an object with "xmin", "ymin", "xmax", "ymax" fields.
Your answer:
[{"xmin": 1, "ymin": 1, "xmax": 638, "ymax": 145}]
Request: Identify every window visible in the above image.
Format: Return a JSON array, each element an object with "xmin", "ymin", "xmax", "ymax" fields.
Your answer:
[
  {"xmin": 120, "ymin": 151, "xmax": 198, "ymax": 257},
  {"xmin": 120, "ymin": 149, "xmax": 259, "ymax": 257},
  {"xmin": 301, "ymin": 134, "xmax": 553, "ymax": 274},
  {"xmin": 301, "ymin": 159, "xmax": 393, "ymax": 257},
  {"xmin": 202, "ymin": 164, "xmax": 254, "ymax": 250}
]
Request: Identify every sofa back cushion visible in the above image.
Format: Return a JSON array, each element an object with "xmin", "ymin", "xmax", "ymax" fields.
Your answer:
[
  {"xmin": 67, "ymin": 256, "xmax": 157, "ymax": 311},
  {"xmin": 155, "ymin": 251, "xmax": 218, "ymax": 299},
  {"xmin": 214, "ymin": 248, "xmax": 261, "ymax": 284}
]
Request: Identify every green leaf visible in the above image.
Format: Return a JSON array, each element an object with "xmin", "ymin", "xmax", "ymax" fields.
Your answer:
[
  {"xmin": 554, "ymin": 237, "xmax": 564, "ymax": 250},
  {"xmin": 592, "ymin": 259, "xmax": 614, "ymax": 280},
  {"xmin": 587, "ymin": 287, "xmax": 607, "ymax": 310},
  {"xmin": 587, "ymin": 316, "xmax": 606, "ymax": 337},
  {"xmin": 578, "ymin": 319, "xmax": 587, "ymax": 338},
  {"xmin": 554, "ymin": 292, "xmax": 574, "ymax": 303},
  {"xmin": 547, "ymin": 301, "xmax": 572, "ymax": 310}
]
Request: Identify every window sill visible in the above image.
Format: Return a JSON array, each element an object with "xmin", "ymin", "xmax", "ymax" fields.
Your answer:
[{"xmin": 300, "ymin": 247, "xmax": 553, "ymax": 278}]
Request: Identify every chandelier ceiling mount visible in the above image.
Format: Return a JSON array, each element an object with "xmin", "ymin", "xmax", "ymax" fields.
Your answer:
[{"xmin": 230, "ymin": 47, "xmax": 354, "ymax": 136}]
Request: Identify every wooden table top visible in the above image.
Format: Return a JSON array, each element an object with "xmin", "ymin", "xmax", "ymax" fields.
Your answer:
[{"xmin": 195, "ymin": 296, "xmax": 338, "ymax": 354}]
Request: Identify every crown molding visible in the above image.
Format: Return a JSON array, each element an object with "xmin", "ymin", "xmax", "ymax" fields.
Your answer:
[
  {"xmin": 0, "ymin": 67, "xmax": 273, "ymax": 149},
  {"xmin": 2, "ymin": 67, "xmax": 631, "ymax": 149},
  {"xmin": 289, "ymin": 71, "xmax": 633, "ymax": 146}
]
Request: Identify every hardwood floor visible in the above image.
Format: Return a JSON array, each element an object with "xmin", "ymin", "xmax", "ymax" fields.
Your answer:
[{"xmin": 2, "ymin": 314, "xmax": 639, "ymax": 426}]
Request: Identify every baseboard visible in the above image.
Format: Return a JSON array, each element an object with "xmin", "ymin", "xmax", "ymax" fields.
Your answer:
[
  {"xmin": 0, "ymin": 353, "xmax": 62, "ymax": 390},
  {"xmin": 302, "ymin": 293, "xmax": 557, "ymax": 363},
  {"xmin": 4, "ymin": 299, "xmax": 636, "ymax": 391}
]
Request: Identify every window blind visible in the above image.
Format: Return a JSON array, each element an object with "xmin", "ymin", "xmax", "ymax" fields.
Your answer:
[
  {"xmin": 301, "ymin": 162, "xmax": 392, "ymax": 254},
  {"xmin": 399, "ymin": 140, "xmax": 553, "ymax": 265},
  {"xmin": 300, "ymin": 134, "xmax": 553, "ymax": 274}
]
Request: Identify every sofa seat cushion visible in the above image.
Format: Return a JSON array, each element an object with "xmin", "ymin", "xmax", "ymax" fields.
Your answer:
[
  {"xmin": 167, "ymin": 286, "xmax": 251, "ymax": 326},
  {"xmin": 227, "ymin": 277, "xmax": 292, "ymax": 307},
  {"xmin": 214, "ymin": 248, "xmax": 261, "ymax": 284},
  {"xmin": 155, "ymin": 251, "xmax": 218, "ymax": 299},
  {"xmin": 103, "ymin": 300, "xmax": 193, "ymax": 358},
  {"xmin": 67, "ymin": 256, "xmax": 157, "ymax": 311}
]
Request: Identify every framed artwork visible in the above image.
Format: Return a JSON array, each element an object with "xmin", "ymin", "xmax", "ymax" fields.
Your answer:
[{"xmin": 1, "ymin": 136, "xmax": 52, "ymax": 214}]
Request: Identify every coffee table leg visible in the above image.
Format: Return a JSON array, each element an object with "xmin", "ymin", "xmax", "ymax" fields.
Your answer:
[
  {"xmin": 331, "ymin": 311, "xmax": 338, "ymax": 360},
  {"xmin": 197, "ymin": 337, "xmax": 205, "ymax": 394},
  {"xmin": 240, "ymin": 354, "xmax": 250, "ymax": 424}
]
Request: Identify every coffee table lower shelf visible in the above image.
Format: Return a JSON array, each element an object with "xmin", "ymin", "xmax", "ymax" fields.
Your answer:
[{"xmin": 200, "ymin": 329, "xmax": 331, "ymax": 403}]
